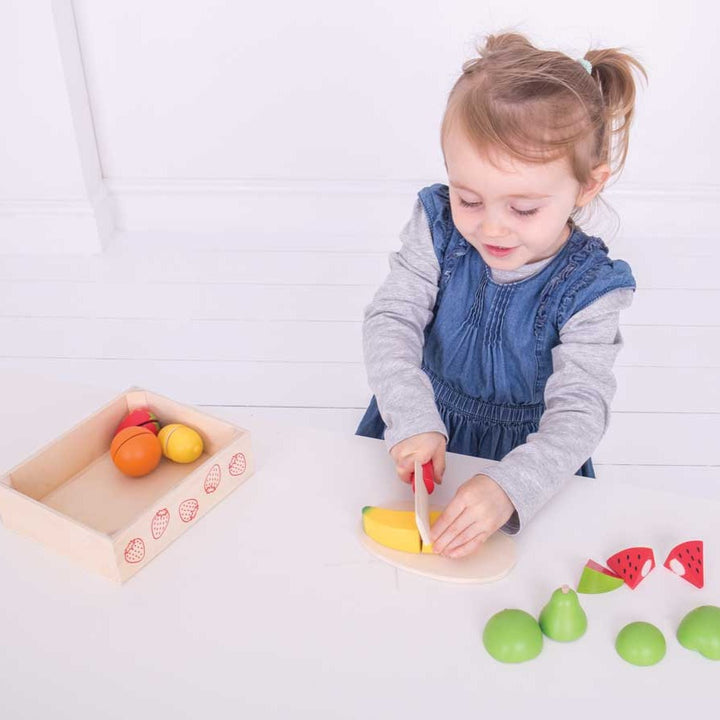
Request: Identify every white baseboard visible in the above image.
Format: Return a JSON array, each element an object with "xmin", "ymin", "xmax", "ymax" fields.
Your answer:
[
  {"xmin": 0, "ymin": 187, "xmax": 113, "ymax": 255},
  {"xmin": 107, "ymin": 178, "xmax": 720, "ymax": 249}
]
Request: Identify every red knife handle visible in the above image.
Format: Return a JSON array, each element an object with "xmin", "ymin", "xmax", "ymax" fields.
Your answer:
[{"xmin": 411, "ymin": 461, "xmax": 435, "ymax": 495}]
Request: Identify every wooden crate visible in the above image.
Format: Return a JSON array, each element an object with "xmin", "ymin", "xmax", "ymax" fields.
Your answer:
[{"xmin": 0, "ymin": 387, "xmax": 253, "ymax": 583}]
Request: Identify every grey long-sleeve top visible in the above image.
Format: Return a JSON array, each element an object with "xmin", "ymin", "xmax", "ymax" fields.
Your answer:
[{"xmin": 363, "ymin": 198, "xmax": 634, "ymax": 533}]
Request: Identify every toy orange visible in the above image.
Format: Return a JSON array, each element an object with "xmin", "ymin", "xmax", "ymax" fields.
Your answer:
[{"xmin": 111, "ymin": 426, "xmax": 162, "ymax": 477}]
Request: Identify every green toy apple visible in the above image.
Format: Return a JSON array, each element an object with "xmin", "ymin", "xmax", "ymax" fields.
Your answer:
[
  {"xmin": 539, "ymin": 585, "xmax": 588, "ymax": 642},
  {"xmin": 482, "ymin": 609, "xmax": 543, "ymax": 663},
  {"xmin": 615, "ymin": 622, "xmax": 666, "ymax": 666},
  {"xmin": 677, "ymin": 605, "xmax": 720, "ymax": 660}
]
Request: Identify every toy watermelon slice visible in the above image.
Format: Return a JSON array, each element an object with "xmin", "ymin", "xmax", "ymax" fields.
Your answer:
[
  {"xmin": 577, "ymin": 559, "xmax": 625, "ymax": 594},
  {"xmin": 664, "ymin": 540, "xmax": 704, "ymax": 588},
  {"xmin": 606, "ymin": 547, "xmax": 655, "ymax": 589}
]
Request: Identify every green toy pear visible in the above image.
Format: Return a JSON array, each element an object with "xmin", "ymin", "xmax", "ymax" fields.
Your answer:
[{"xmin": 539, "ymin": 585, "xmax": 588, "ymax": 642}]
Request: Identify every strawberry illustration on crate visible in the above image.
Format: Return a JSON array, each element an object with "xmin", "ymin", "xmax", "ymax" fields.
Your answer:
[
  {"xmin": 228, "ymin": 452, "xmax": 246, "ymax": 477},
  {"xmin": 151, "ymin": 508, "xmax": 170, "ymax": 539},
  {"xmin": 606, "ymin": 546, "xmax": 656, "ymax": 589},
  {"xmin": 124, "ymin": 538, "xmax": 145, "ymax": 564},
  {"xmin": 204, "ymin": 464, "xmax": 222, "ymax": 494},
  {"xmin": 179, "ymin": 499, "xmax": 199, "ymax": 523},
  {"xmin": 664, "ymin": 540, "xmax": 704, "ymax": 588}
]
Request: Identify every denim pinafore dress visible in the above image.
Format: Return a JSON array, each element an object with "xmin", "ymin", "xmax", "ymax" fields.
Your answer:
[{"xmin": 356, "ymin": 184, "xmax": 636, "ymax": 477}]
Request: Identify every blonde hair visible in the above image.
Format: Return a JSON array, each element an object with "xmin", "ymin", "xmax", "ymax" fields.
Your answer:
[{"xmin": 441, "ymin": 32, "xmax": 648, "ymax": 224}]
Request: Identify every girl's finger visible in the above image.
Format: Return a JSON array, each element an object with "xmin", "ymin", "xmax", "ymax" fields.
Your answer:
[
  {"xmin": 396, "ymin": 457, "xmax": 414, "ymax": 484},
  {"xmin": 431, "ymin": 506, "xmax": 471, "ymax": 554},
  {"xmin": 439, "ymin": 521, "xmax": 485, "ymax": 556},
  {"xmin": 432, "ymin": 449, "xmax": 446, "ymax": 485},
  {"xmin": 428, "ymin": 493, "xmax": 466, "ymax": 544},
  {"xmin": 397, "ymin": 468, "xmax": 413, "ymax": 484},
  {"xmin": 447, "ymin": 532, "xmax": 488, "ymax": 559}
]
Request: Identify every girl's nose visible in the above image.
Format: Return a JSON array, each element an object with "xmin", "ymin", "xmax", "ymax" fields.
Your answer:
[{"xmin": 481, "ymin": 214, "xmax": 508, "ymax": 239}]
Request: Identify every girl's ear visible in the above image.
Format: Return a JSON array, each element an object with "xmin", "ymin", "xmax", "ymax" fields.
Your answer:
[{"xmin": 575, "ymin": 164, "xmax": 611, "ymax": 207}]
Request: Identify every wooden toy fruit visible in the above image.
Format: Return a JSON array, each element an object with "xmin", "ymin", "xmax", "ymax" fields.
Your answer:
[
  {"xmin": 111, "ymin": 426, "xmax": 162, "ymax": 477},
  {"xmin": 483, "ymin": 609, "xmax": 543, "ymax": 663},
  {"xmin": 677, "ymin": 606, "xmax": 720, "ymax": 660},
  {"xmin": 606, "ymin": 546, "xmax": 655, "ymax": 589},
  {"xmin": 362, "ymin": 506, "xmax": 441, "ymax": 554},
  {"xmin": 664, "ymin": 540, "xmax": 704, "ymax": 588},
  {"xmin": 577, "ymin": 559, "xmax": 624, "ymax": 594},
  {"xmin": 615, "ymin": 622, "xmax": 666, "ymax": 666},
  {"xmin": 158, "ymin": 424, "xmax": 204, "ymax": 463},
  {"xmin": 115, "ymin": 408, "xmax": 160, "ymax": 436},
  {"xmin": 538, "ymin": 585, "xmax": 588, "ymax": 642}
]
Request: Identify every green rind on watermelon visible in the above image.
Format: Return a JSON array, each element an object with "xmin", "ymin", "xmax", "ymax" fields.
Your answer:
[
  {"xmin": 606, "ymin": 546, "xmax": 656, "ymax": 590},
  {"xmin": 664, "ymin": 540, "xmax": 704, "ymax": 589},
  {"xmin": 577, "ymin": 559, "xmax": 625, "ymax": 594}
]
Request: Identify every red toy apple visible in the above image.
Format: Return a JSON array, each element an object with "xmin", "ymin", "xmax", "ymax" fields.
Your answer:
[{"xmin": 115, "ymin": 407, "xmax": 161, "ymax": 437}]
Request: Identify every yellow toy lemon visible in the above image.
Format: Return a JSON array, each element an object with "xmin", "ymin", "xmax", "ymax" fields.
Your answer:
[
  {"xmin": 158, "ymin": 423, "xmax": 204, "ymax": 463},
  {"xmin": 362, "ymin": 506, "xmax": 441, "ymax": 554}
]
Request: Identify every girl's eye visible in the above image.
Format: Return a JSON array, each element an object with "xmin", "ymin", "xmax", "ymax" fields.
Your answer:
[{"xmin": 459, "ymin": 198, "xmax": 539, "ymax": 217}]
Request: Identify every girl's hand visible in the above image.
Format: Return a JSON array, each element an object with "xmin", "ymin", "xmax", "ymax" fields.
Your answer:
[
  {"xmin": 389, "ymin": 432, "xmax": 446, "ymax": 486},
  {"xmin": 430, "ymin": 474, "xmax": 515, "ymax": 558}
]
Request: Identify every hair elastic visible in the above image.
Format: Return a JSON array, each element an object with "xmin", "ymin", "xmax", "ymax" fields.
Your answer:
[{"xmin": 578, "ymin": 58, "xmax": 593, "ymax": 74}]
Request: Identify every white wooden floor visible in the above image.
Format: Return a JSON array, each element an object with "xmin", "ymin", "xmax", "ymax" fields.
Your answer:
[{"xmin": 0, "ymin": 227, "xmax": 717, "ymax": 496}]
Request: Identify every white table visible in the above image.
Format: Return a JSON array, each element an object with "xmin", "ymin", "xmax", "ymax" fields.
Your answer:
[{"xmin": 1, "ymin": 377, "xmax": 718, "ymax": 718}]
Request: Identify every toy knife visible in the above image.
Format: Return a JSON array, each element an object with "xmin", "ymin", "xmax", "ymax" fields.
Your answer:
[{"xmin": 413, "ymin": 460, "xmax": 434, "ymax": 546}]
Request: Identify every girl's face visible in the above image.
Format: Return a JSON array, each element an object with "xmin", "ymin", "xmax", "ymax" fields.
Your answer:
[{"xmin": 444, "ymin": 129, "xmax": 589, "ymax": 270}]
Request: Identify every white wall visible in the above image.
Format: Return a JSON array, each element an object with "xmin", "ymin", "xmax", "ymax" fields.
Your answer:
[
  {"xmin": 71, "ymin": 0, "xmax": 714, "ymax": 185},
  {"xmin": 71, "ymin": 0, "xmax": 719, "ymax": 242},
  {"xmin": 3, "ymin": 1, "xmax": 719, "ymax": 247},
  {"xmin": 0, "ymin": 0, "xmax": 111, "ymax": 252}
]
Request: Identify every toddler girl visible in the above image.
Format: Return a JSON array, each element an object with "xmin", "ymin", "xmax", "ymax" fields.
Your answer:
[{"xmin": 356, "ymin": 32, "xmax": 647, "ymax": 558}]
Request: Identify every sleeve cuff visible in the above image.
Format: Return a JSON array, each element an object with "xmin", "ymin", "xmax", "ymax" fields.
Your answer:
[
  {"xmin": 383, "ymin": 414, "xmax": 448, "ymax": 451},
  {"xmin": 481, "ymin": 463, "xmax": 548, "ymax": 536}
]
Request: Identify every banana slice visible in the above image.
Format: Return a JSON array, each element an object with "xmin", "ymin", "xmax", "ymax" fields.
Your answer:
[{"xmin": 362, "ymin": 506, "xmax": 441, "ymax": 554}]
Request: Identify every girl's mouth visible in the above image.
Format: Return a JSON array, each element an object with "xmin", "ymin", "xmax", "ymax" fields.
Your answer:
[{"xmin": 484, "ymin": 244, "xmax": 516, "ymax": 258}]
